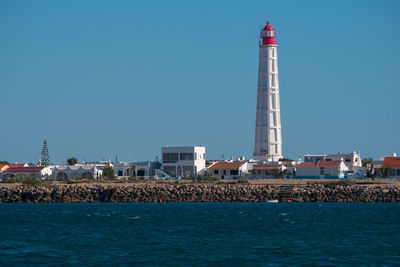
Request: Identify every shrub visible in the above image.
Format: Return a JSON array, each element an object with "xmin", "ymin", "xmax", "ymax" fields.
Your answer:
[
  {"xmin": 21, "ymin": 178, "xmax": 41, "ymax": 186},
  {"xmin": 237, "ymin": 177, "xmax": 249, "ymax": 184},
  {"xmin": 320, "ymin": 179, "xmax": 355, "ymax": 188},
  {"xmin": 103, "ymin": 164, "xmax": 115, "ymax": 180},
  {"xmin": 4, "ymin": 177, "xmax": 17, "ymax": 183},
  {"xmin": 198, "ymin": 173, "xmax": 218, "ymax": 182},
  {"xmin": 65, "ymin": 179, "xmax": 89, "ymax": 184}
]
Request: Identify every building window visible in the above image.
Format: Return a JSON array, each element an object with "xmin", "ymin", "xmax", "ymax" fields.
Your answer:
[
  {"xmin": 118, "ymin": 170, "xmax": 123, "ymax": 176},
  {"xmin": 397, "ymin": 169, "xmax": 400, "ymax": 176},
  {"xmin": 230, "ymin": 170, "xmax": 239, "ymax": 175},
  {"xmin": 180, "ymin": 153, "xmax": 194, "ymax": 160},
  {"xmin": 214, "ymin": 170, "xmax": 219, "ymax": 175},
  {"xmin": 163, "ymin": 153, "xmax": 179, "ymax": 163},
  {"xmin": 345, "ymin": 159, "xmax": 351, "ymax": 162},
  {"xmin": 203, "ymin": 153, "xmax": 206, "ymax": 160},
  {"xmin": 320, "ymin": 167, "xmax": 325, "ymax": 175},
  {"xmin": 223, "ymin": 170, "xmax": 227, "ymax": 175}
]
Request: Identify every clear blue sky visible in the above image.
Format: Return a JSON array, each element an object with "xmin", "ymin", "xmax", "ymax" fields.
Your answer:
[{"xmin": 1, "ymin": 0, "xmax": 399, "ymax": 164}]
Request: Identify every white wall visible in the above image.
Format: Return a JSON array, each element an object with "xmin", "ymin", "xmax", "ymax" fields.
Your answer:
[
  {"xmin": 161, "ymin": 146, "xmax": 206, "ymax": 177},
  {"xmin": 210, "ymin": 163, "xmax": 250, "ymax": 179}
]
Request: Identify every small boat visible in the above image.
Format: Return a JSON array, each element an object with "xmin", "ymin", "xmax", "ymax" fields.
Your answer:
[{"xmin": 267, "ymin": 200, "xmax": 279, "ymax": 203}]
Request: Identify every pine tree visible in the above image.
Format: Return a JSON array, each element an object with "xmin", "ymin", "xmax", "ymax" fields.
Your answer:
[{"xmin": 41, "ymin": 140, "xmax": 49, "ymax": 166}]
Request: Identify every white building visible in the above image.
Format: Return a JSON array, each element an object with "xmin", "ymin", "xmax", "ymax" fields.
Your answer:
[
  {"xmin": 348, "ymin": 166, "xmax": 368, "ymax": 179},
  {"xmin": 113, "ymin": 161, "xmax": 155, "ymax": 177},
  {"xmin": 52, "ymin": 165, "xmax": 102, "ymax": 180},
  {"xmin": 1, "ymin": 167, "xmax": 49, "ymax": 181},
  {"xmin": 161, "ymin": 146, "xmax": 206, "ymax": 178},
  {"xmin": 208, "ymin": 161, "xmax": 251, "ymax": 179},
  {"xmin": 254, "ymin": 21, "xmax": 283, "ymax": 162},
  {"xmin": 295, "ymin": 160, "xmax": 348, "ymax": 179},
  {"xmin": 304, "ymin": 151, "xmax": 362, "ymax": 172}
]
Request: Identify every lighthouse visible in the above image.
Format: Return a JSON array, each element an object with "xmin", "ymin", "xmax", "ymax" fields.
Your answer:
[{"xmin": 253, "ymin": 21, "xmax": 283, "ymax": 162}]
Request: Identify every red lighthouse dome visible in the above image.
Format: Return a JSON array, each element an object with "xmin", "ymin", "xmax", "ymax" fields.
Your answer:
[
  {"xmin": 261, "ymin": 21, "xmax": 277, "ymax": 45},
  {"xmin": 263, "ymin": 21, "xmax": 274, "ymax": 31}
]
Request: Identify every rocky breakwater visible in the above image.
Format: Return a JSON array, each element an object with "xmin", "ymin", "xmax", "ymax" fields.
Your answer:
[{"xmin": 0, "ymin": 183, "xmax": 399, "ymax": 203}]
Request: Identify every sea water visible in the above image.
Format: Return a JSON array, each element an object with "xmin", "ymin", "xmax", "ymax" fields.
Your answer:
[{"xmin": 0, "ymin": 203, "xmax": 399, "ymax": 266}]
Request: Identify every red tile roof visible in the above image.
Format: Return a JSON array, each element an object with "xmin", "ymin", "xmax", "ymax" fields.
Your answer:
[
  {"xmin": 208, "ymin": 161, "xmax": 245, "ymax": 170},
  {"xmin": 4, "ymin": 167, "xmax": 43, "ymax": 173},
  {"xmin": 317, "ymin": 161, "xmax": 341, "ymax": 167},
  {"xmin": 383, "ymin": 157, "xmax": 400, "ymax": 168},
  {"xmin": 297, "ymin": 162, "xmax": 316, "ymax": 167},
  {"xmin": 0, "ymin": 164, "xmax": 24, "ymax": 169}
]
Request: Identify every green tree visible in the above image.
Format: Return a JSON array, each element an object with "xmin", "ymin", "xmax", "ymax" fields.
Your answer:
[
  {"xmin": 41, "ymin": 140, "xmax": 49, "ymax": 166},
  {"xmin": 103, "ymin": 164, "xmax": 114, "ymax": 180},
  {"xmin": 67, "ymin": 157, "xmax": 78, "ymax": 165},
  {"xmin": 380, "ymin": 167, "xmax": 391, "ymax": 178},
  {"xmin": 278, "ymin": 158, "xmax": 294, "ymax": 162}
]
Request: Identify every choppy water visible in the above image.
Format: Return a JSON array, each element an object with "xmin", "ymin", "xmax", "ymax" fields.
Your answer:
[{"xmin": 0, "ymin": 203, "xmax": 399, "ymax": 266}]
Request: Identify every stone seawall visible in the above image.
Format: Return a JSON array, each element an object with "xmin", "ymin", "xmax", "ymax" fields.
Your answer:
[{"xmin": 1, "ymin": 184, "xmax": 400, "ymax": 203}]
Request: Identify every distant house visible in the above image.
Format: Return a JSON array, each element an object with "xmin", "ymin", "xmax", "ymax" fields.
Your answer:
[
  {"xmin": 113, "ymin": 161, "xmax": 155, "ymax": 177},
  {"xmin": 304, "ymin": 151, "xmax": 362, "ymax": 173},
  {"xmin": 161, "ymin": 146, "xmax": 206, "ymax": 178},
  {"xmin": 383, "ymin": 157, "xmax": 400, "ymax": 178},
  {"xmin": 348, "ymin": 166, "xmax": 368, "ymax": 179},
  {"xmin": 0, "ymin": 163, "xmax": 24, "ymax": 173},
  {"xmin": 295, "ymin": 162, "xmax": 318, "ymax": 178},
  {"xmin": 52, "ymin": 165, "xmax": 102, "ymax": 180},
  {"xmin": 253, "ymin": 164, "xmax": 283, "ymax": 178},
  {"xmin": 295, "ymin": 160, "xmax": 348, "ymax": 179},
  {"xmin": 2, "ymin": 167, "xmax": 44, "ymax": 181},
  {"xmin": 207, "ymin": 161, "xmax": 250, "ymax": 179}
]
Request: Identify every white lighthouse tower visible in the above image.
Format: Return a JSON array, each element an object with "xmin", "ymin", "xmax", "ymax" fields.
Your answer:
[{"xmin": 254, "ymin": 21, "xmax": 283, "ymax": 162}]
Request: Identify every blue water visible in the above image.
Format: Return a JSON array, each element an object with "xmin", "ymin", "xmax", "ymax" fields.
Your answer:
[{"xmin": 0, "ymin": 203, "xmax": 399, "ymax": 266}]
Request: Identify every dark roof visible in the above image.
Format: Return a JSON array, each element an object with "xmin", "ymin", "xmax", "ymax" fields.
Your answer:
[{"xmin": 4, "ymin": 167, "xmax": 43, "ymax": 173}]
